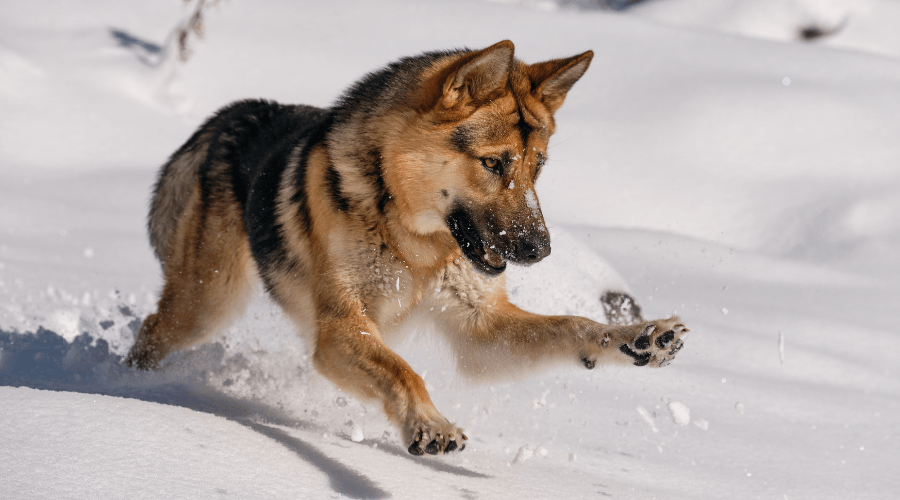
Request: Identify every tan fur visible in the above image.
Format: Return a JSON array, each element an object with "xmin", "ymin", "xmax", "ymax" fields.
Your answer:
[
  {"xmin": 131, "ymin": 179, "xmax": 256, "ymax": 365},
  {"xmin": 127, "ymin": 41, "xmax": 687, "ymax": 456}
]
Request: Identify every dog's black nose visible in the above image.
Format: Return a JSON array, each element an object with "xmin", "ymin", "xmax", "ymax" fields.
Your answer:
[{"xmin": 516, "ymin": 236, "xmax": 550, "ymax": 263}]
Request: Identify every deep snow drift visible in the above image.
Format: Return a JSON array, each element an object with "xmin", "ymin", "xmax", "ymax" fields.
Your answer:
[{"xmin": 1, "ymin": 0, "xmax": 899, "ymax": 498}]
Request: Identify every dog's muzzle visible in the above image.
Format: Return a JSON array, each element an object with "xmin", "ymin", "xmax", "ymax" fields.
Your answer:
[
  {"xmin": 447, "ymin": 209, "xmax": 552, "ymax": 275},
  {"xmin": 513, "ymin": 233, "xmax": 551, "ymax": 264},
  {"xmin": 447, "ymin": 209, "xmax": 507, "ymax": 275}
]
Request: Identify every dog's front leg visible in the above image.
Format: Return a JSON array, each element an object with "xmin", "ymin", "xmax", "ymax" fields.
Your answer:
[
  {"xmin": 311, "ymin": 305, "xmax": 466, "ymax": 455},
  {"xmin": 442, "ymin": 297, "xmax": 687, "ymax": 377}
]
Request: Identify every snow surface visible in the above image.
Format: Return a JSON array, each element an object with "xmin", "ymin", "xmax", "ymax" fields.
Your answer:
[{"xmin": 2, "ymin": 0, "xmax": 899, "ymax": 498}]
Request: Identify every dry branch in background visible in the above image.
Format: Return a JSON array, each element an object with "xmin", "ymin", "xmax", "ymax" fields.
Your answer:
[{"xmin": 176, "ymin": 0, "xmax": 224, "ymax": 62}]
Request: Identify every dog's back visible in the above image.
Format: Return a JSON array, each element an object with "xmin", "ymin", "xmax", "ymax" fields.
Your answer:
[{"xmin": 148, "ymin": 100, "xmax": 328, "ymax": 266}]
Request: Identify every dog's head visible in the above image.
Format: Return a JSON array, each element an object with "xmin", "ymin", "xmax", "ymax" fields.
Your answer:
[{"xmin": 388, "ymin": 41, "xmax": 592, "ymax": 275}]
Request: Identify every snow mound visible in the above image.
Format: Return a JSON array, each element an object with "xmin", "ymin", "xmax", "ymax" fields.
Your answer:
[{"xmin": 506, "ymin": 226, "xmax": 631, "ymax": 322}]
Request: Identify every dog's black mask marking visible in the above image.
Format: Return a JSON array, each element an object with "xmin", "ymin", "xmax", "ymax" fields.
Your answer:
[{"xmin": 447, "ymin": 209, "xmax": 506, "ymax": 276}]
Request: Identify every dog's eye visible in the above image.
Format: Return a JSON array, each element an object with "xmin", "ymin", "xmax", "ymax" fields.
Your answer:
[{"xmin": 481, "ymin": 157, "xmax": 502, "ymax": 175}]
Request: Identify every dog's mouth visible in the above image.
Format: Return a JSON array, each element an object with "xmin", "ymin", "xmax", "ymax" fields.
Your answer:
[{"xmin": 446, "ymin": 209, "xmax": 507, "ymax": 276}]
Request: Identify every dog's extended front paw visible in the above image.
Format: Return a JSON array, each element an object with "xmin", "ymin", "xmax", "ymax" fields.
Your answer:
[
  {"xmin": 617, "ymin": 318, "xmax": 687, "ymax": 367},
  {"xmin": 405, "ymin": 416, "xmax": 467, "ymax": 456},
  {"xmin": 580, "ymin": 317, "xmax": 687, "ymax": 369}
]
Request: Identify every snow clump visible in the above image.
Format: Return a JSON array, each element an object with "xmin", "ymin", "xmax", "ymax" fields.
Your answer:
[
  {"xmin": 667, "ymin": 401, "xmax": 691, "ymax": 426},
  {"xmin": 512, "ymin": 445, "xmax": 535, "ymax": 464},
  {"xmin": 350, "ymin": 424, "xmax": 364, "ymax": 443}
]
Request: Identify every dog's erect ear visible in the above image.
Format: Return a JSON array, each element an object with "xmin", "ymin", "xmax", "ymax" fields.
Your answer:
[
  {"xmin": 527, "ymin": 50, "xmax": 593, "ymax": 113},
  {"xmin": 440, "ymin": 40, "xmax": 514, "ymax": 110}
]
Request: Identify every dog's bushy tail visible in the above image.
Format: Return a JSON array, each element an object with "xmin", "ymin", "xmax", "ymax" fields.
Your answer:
[{"xmin": 147, "ymin": 128, "xmax": 211, "ymax": 264}]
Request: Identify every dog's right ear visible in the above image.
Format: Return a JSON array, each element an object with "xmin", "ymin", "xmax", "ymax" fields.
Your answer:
[
  {"xmin": 527, "ymin": 50, "xmax": 593, "ymax": 114},
  {"xmin": 439, "ymin": 40, "xmax": 514, "ymax": 111}
]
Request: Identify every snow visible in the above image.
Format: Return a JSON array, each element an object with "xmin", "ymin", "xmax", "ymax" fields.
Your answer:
[
  {"xmin": 1, "ymin": 387, "xmax": 329, "ymax": 499},
  {"xmin": 512, "ymin": 445, "xmax": 535, "ymax": 464},
  {"xmin": 350, "ymin": 424, "xmax": 365, "ymax": 443},
  {"xmin": 636, "ymin": 405, "xmax": 660, "ymax": 433},
  {"xmin": 779, "ymin": 331, "xmax": 786, "ymax": 364},
  {"xmin": 628, "ymin": 0, "xmax": 900, "ymax": 58},
  {"xmin": 2, "ymin": 0, "xmax": 899, "ymax": 498},
  {"xmin": 524, "ymin": 188, "xmax": 539, "ymax": 211},
  {"xmin": 667, "ymin": 400, "xmax": 691, "ymax": 426}
]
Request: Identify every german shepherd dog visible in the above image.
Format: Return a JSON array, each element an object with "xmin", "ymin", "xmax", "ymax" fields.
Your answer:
[{"xmin": 126, "ymin": 40, "xmax": 687, "ymax": 456}]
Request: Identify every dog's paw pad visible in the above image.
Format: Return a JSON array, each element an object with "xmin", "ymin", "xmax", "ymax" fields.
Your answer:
[
  {"xmin": 620, "ymin": 319, "xmax": 688, "ymax": 367},
  {"xmin": 406, "ymin": 425, "xmax": 467, "ymax": 456},
  {"xmin": 424, "ymin": 440, "xmax": 441, "ymax": 455},
  {"xmin": 655, "ymin": 330, "xmax": 676, "ymax": 349},
  {"xmin": 634, "ymin": 325, "xmax": 654, "ymax": 350},
  {"xmin": 619, "ymin": 343, "xmax": 652, "ymax": 366}
]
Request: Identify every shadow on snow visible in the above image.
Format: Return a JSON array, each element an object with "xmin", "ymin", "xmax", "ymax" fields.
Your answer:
[{"xmin": 0, "ymin": 327, "xmax": 489, "ymax": 498}]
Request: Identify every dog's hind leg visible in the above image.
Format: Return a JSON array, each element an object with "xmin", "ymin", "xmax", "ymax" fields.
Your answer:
[{"xmin": 127, "ymin": 186, "xmax": 254, "ymax": 370}]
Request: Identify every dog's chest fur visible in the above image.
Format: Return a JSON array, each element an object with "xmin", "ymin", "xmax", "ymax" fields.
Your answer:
[{"xmin": 343, "ymin": 233, "xmax": 500, "ymax": 333}]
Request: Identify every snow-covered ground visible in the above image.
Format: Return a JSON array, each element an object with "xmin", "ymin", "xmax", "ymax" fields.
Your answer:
[{"xmin": 2, "ymin": 0, "xmax": 898, "ymax": 498}]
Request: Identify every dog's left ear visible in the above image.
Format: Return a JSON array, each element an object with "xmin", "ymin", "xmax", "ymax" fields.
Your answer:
[{"xmin": 528, "ymin": 50, "xmax": 593, "ymax": 113}]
